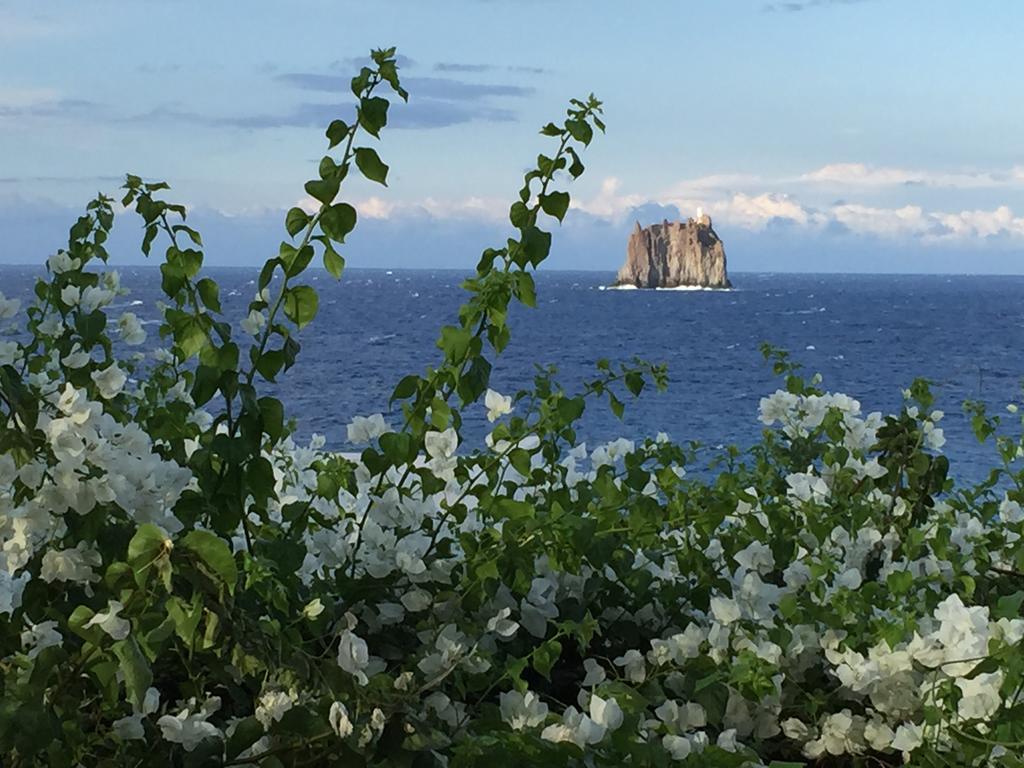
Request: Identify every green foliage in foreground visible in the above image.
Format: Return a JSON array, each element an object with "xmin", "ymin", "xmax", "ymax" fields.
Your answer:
[{"xmin": 1, "ymin": 47, "xmax": 1024, "ymax": 768}]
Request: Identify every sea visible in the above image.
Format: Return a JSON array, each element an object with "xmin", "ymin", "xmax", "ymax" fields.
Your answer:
[{"xmin": 4, "ymin": 266, "xmax": 1023, "ymax": 484}]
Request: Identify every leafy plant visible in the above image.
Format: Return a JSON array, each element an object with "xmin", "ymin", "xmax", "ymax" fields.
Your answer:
[{"xmin": 0, "ymin": 46, "xmax": 1023, "ymax": 768}]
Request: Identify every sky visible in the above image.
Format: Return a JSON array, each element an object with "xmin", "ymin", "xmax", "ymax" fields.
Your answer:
[{"xmin": 2, "ymin": 0, "xmax": 1024, "ymax": 273}]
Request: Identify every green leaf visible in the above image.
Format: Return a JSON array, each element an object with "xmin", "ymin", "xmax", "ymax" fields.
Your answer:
[
  {"xmin": 326, "ymin": 119, "xmax": 350, "ymax": 149},
  {"xmin": 280, "ymin": 243, "xmax": 314, "ymax": 278},
  {"xmin": 354, "ymin": 147, "xmax": 388, "ymax": 186},
  {"xmin": 566, "ymin": 147, "xmax": 585, "ymax": 179},
  {"xmin": 303, "ymin": 177, "xmax": 340, "ymax": 206},
  {"xmin": 539, "ymin": 191, "xmax": 570, "ymax": 223},
  {"xmin": 359, "ymin": 96, "xmax": 389, "ymax": 137},
  {"xmin": 112, "ymin": 638, "xmax": 152, "ymax": 712},
  {"xmin": 513, "ymin": 272, "xmax": 536, "ymax": 308},
  {"xmin": 285, "ymin": 207, "xmax": 310, "ymax": 237},
  {"xmin": 259, "ymin": 396, "xmax": 285, "ymax": 443},
  {"xmin": 438, "ymin": 325, "xmax": 472, "ymax": 362},
  {"xmin": 320, "ymin": 203, "xmax": 357, "ymax": 243},
  {"xmin": 226, "ymin": 717, "xmax": 265, "ymax": 760},
  {"xmin": 390, "ymin": 374, "xmax": 420, "ymax": 403},
  {"xmin": 533, "ymin": 639, "xmax": 562, "ymax": 679},
  {"xmin": 283, "ymin": 285, "xmax": 319, "ymax": 329},
  {"xmin": 196, "ymin": 277, "xmax": 221, "ymax": 312},
  {"xmin": 609, "ymin": 392, "xmax": 624, "ymax": 419},
  {"xmin": 167, "ymin": 595, "xmax": 203, "ymax": 644},
  {"xmin": 128, "ymin": 524, "xmax": 171, "ymax": 590},
  {"xmin": 624, "ymin": 371, "xmax": 644, "ymax": 396},
  {"xmin": 995, "ymin": 592, "xmax": 1024, "ymax": 620},
  {"xmin": 520, "ymin": 226, "xmax": 551, "ymax": 267},
  {"xmin": 566, "ymin": 118, "xmax": 593, "ymax": 145},
  {"xmin": 181, "ymin": 530, "xmax": 237, "ymax": 594},
  {"xmin": 886, "ymin": 570, "xmax": 914, "ymax": 595},
  {"xmin": 323, "ymin": 246, "xmax": 345, "ymax": 279},
  {"xmin": 245, "ymin": 456, "xmax": 276, "ymax": 507}
]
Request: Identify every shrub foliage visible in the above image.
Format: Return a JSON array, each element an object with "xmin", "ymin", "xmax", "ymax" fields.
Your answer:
[{"xmin": 1, "ymin": 48, "xmax": 1023, "ymax": 767}]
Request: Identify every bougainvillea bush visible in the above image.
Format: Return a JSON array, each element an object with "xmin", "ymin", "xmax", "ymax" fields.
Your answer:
[{"xmin": 1, "ymin": 49, "xmax": 1023, "ymax": 767}]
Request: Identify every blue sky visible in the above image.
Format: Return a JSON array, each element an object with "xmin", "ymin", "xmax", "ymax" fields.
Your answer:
[{"xmin": 2, "ymin": 0, "xmax": 1024, "ymax": 273}]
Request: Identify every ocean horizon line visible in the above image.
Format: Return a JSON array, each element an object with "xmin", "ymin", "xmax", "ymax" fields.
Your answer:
[{"xmin": 3, "ymin": 263, "xmax": 1024, "ymax": 280}]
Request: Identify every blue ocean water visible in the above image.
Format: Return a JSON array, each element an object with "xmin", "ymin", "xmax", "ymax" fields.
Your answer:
[{"xmin": 4, "ymin": 266, "xmax": 1023, "ymax": 482}]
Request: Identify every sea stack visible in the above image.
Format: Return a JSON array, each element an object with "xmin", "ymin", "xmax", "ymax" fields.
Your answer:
[{"xmin": 614, "ymin": 212, "xmax": 731, "ymax": 289}]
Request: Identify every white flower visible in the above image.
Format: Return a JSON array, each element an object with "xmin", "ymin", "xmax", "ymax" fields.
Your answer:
[
  {"xmin": 613, "ymin": 649, "xmax": 646, "ymax": 683},
  {"xmin": 117, "ymin": 312, "xmax": 147, "ymax": 345},
  {"xmin": 663, "ymin": 734, "xmax": 692, "ymax": 760},
  {"xmin": 113, "ymin": 714, "xmax": 147, "ymax": 741},
  {"xmin": 337, "ymin": 628, "xmax": 370, "ymax": 685},
  {"xmin": 20, "ymin": 620, "xmax": 63, "ymax": 659},
  {"xmin": 486, "ymin": 607, "xmax": 519, "ymax": 638},
  {"xmin": 581, "ymin": 658, "xmax": 606, "ymax": 687},
  {"xmin": 588, "ymin": 694, "xmax": 623, "ymax": 731},
  {"xmin": 255, "ymin": 689, "xmax": 296, "ymax": 728},
  {"xmin": 499, "ymin": 690, "xmax": 548, "ymax": 731},
  {"xmin": 484, "ymin": 388, "xmax": 513, "ymax": 422},
  {"xmin": 240, "ymin": 309, "xmax": 266, "ymax": 336},
  {"xmin": 157, "ymin": 703, "xmax": 222, "ymax": 751},
  {"xmin": 400, "ymin": 589, "xmax": 432, "ymax": 612},
  {"xmin": 0, "ymin": 571, "xmax": 30, "ymax": 616},
  {"xmin": 112, "ymin": 687, "xmax": 160, "ymax": 740},
  {"xmin": 923, "ymin": 421, "xmax": 946, "ymax": 451},
  {"xmin": 0, "ymin": 292, "xmax": 21, "ymax": 319},
  {"xmin": 717, "ymin": 728, "xmax": 739, "ymax": 752},
  {"xmin": 999, "ymin": 496, "xmax": 1023, "ymax": 524},
  {"xmin": 62, "ymin": 344, "xmax": 92, "ymax": 369},
  {"xmin": 329, "ymin": 701, "xmax": 353, "ymax": 738},
  {"xmin": 710, "ymin": 596, "xmax": 742, "ymax": 625},
  {"xmin": 890, "ymin": 722, "xmax": 924, "ymax": 754},
  {"xmin": 835, "ymin": 567, "xmax": 863, "ymax": 590},
  {"xmin": 0, "ymin": 340, "xmax": 19, "ymax": 365},
  {"xmin": 37, "ymin": 314, "xmax": 64, "ymax": 336},
  {"xmin": 540, "ymin": 706, "xmax": 605, "ymax": 747},
  {"xmin": 60, "ymin": 285, "xmax": 81, "ymax": 306},
  {"xmin": 84, "ymin": 600, "xmax": 131, "ymax": 641},
  {"xmin": 664, "ymin": 732, "xmax": 707, "ymax": 759},
  {"xmin": 424, "ymin": 428, "xmax": 458, "ymax": 459},
  {"xmin": 956, "ymin": 672, "xmax": 1003, "ymax": 720},
  {"xmin": 346, "ymin": 413, "xmax": 389, "ymax": 443},
  {"xmin": 41, "ymin": 544, "xmax": 101, "ymax": 584},
  {"xmin": 302, "ymin": 598, "xmax": 325, "ymax": 619},
  {"xmin": 91, "ymin": 363, "xmax": 127, "ymax": 399},
  {"xmin": 80, "ymin": 285, "xmax": 113, "ymax": 313},
  {"xmin": 48, "ymin": 251, "xmax": 79, "ymax": 273}
]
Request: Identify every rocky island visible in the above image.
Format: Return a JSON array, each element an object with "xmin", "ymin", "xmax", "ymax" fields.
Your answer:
[{"xmin": 614, "ymin": 211, "xmax": 731, "ymax": 289}]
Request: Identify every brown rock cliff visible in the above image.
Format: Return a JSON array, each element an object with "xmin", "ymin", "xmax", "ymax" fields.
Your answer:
[{"xmin": 614, "ymin": 214, "xmax": 731, "ymax": 289}]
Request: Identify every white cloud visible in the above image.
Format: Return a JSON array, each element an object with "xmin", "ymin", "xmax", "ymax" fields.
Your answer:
[
  {"xmin": 355, "ymin": 197, "xmax": 395, "ymax": 220},
  {"xmin": 830, "ymin": 203, "xmax": 931, "ymax": 237},
  {"xmin": 799, "ymin": 162, "xmax": 1024, "ymax": 189},
  {"xmin": 706, "ymin": 193, "xmax": 818, "ymax": 229},
  {"xmin": 296, "ymin": 194, "xmax": 506, "ymax": 221},
  {"xmin": 932, "ymin": 206, "xmax": 1024, "ymax": 241},
  {"xmin": 572, "ymin": 177, "xmax": 645, "ymax": 218},
  {"xmin": 280, "ymin": 160, "xmax": 1024, "ymax": 248}
]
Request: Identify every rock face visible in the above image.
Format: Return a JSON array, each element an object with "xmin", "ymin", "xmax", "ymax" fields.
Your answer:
[{"xmin": 614, "ymin": 214, "xmax": 731, "ymax": 289}]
